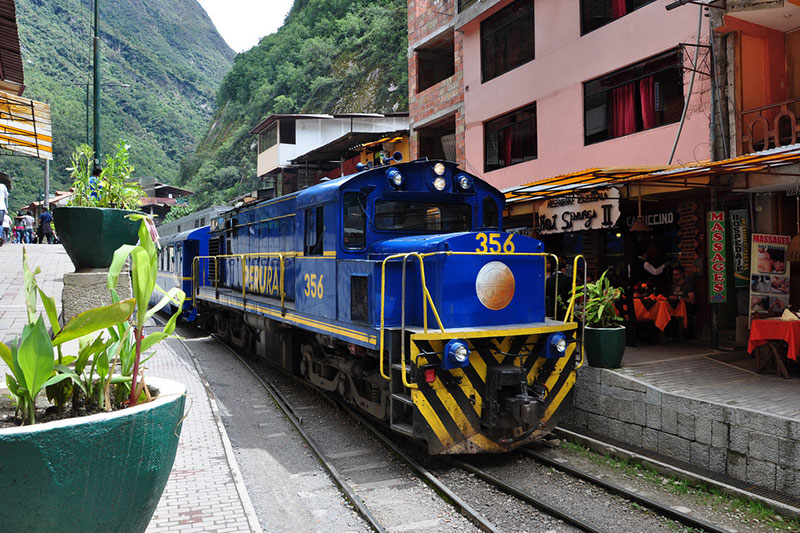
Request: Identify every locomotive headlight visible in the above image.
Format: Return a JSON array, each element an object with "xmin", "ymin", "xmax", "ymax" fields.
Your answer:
[
  {"xmin": 387, "ymin": 168, "xmax": 404, "ymax": 188},
  {"xmin": 433, "ymin": 176, "xmax": 447, "ymax": 191},
  {"xmin": 442, "ymin": 339, "xmax": 471, "ymax": 369},
  {"xmin": 456, "ymin": 174, "xmax": 473, "ymax": 190},
  {"xmin": 545, "ymin": 333, "xmax": 569, "ymax": 359},
  {"xmin": 433, "ymin": 162, "xmax": 446, "ymax": 176}
]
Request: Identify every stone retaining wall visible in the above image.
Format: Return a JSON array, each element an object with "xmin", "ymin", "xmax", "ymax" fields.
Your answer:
[{"xmin": 561, "ymin": 366, "xmax": 800, "ymax": 499}]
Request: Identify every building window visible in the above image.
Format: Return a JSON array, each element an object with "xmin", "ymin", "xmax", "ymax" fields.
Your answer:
[
  {"xmin": 581, "ymin": 0, "xmax": 657, "ymax": 35},
  {"xmin": 258, "ymin": 124, "xmax": 277, "ymax": 153},
  {"xmin": 416, "ymin": 31, "xmax": 455, "ymax": 93},
  {"xmin": 481, "ymin": 0, "xmax": 534, "ymax": 83},
  {"xmin": 342, "ymin": 193, "xmax": 366, "ymax": 250},
  {"xmin": 584, "ymin": 49, "xmax": 683, "ymax": 145},
  {"xmin": 279, "ymin": 119, "xmax": 296, "ymax": 145},
  {"xmin": 484, "ymin": 103, "xmax": 537, "ymax": 172}
]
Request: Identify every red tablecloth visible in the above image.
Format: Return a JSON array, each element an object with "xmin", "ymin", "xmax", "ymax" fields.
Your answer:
[
  {"xmin": 634, "ymin": 298, "xmax": 688, "ymax": 331},
  {"xmin": 748, "ymin": 319, "xmax": 800, "ymax": 361}
]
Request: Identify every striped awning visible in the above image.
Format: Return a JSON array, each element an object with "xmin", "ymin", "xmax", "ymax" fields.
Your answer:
[
  {"xmin": 503, "ymin": 142, "xmax": 800, "ymax": 203},
  {"xmin": 0, "ymin": 90, "xmax": 52, "ymax": 160}
]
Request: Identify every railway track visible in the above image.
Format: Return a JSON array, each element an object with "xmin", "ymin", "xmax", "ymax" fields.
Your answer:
[{"xmin": 209, "ymin": 333, "xmax": 743, "ymax": 532}]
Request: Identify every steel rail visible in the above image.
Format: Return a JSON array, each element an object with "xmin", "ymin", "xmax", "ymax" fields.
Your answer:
[
  {"xmin": 449, "ymin": 458, "xmax": 604, "ymax": 533},
  {"xmin": 521, "ymin": 447, "xmax": 733, "ymax": 533},
  {"xmin": 334, "ymin": 402, "xmax": 499, "ymax": 533},
  {"xmin": 217, "ymin": 341, "xmax": 387, "ymax": 533}
]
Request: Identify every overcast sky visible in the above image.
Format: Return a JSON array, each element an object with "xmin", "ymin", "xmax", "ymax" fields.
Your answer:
[{"xmin": 197, "ymin": 0, "xmax": 294, "ymax": 53}]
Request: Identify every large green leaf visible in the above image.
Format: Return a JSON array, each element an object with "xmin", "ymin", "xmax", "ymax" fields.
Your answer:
[
  {"xmin": 16, "ymin": 316, "xmax": 55, "ymax": 398},
  {"xmin": 144, "ymin": 287, "xmax": 186, "ymax": 321},
  {"xmin": 53, "ymin": 299, "xmax": 135, "ymax": 346},
  {"xmin": 0, "ymin": 341, "xmax": 11, "ymax": 368},
  {"xmin": 107, "ymin": 244, "xmax": 138, "ymax": 290},
  {"xmin": 37, "ymin": 288, "xmax": 61, "ymax": 336},
  {"xmin": 130, "ymin": 247, "xmax": 154, "ymax": 324}
]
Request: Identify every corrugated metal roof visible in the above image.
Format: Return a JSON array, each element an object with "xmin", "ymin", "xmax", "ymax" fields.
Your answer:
[{"xmin": 0, "ymin": 0, "xmax": 23, "ymax": 94}]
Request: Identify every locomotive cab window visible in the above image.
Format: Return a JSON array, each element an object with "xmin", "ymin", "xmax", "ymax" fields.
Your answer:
[
  {"xmin": 375, "ymin": 200, "xmax": 471, "ymax": 232},
  {"xmin": 483, "ymin": 197, "xmax": 500, "ymax": 229},
  {"xmin": 342, "ymin": 193, "xmax": 366, "ymax": 250},
  {"xmin": 304, "ymin": 206, "xmax": 324, "ymax": 255}
]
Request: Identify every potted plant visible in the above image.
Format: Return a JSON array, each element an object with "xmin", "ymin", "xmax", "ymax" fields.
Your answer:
[
  {"xmin": 0, "ymin": 216, "xmax": 186, "ymax": 532},
  {"xmin": 574, "ymin": 270, "xmax": 626, "ymax": 368},
  {"xmin": 54, "ymin": 141, "xmax": 144, "ymax": 270}
]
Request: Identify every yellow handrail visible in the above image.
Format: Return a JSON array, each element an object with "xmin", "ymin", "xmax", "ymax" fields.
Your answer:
[{"xmin": 379, "ymin": 252, "xmax": 444, "ymax": 386}]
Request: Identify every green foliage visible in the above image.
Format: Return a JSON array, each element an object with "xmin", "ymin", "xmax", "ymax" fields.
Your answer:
[
  {"xmin": 163, "ymin": 204, "xmax": 194, "ymax": 223},
  {"xmin": 5, "ymin": 0, "xmax": 234, "ymax": 214},
  {"xmin": 0, "ymin": 217, "xmax": 184, "ymax": 423},
  {"xmin": 179, "ymin": 0, "xmax": 408, "ymax": 207},
  {"xmin": 573, "ymin": 271, "xmax": 624, "ymax": 329},
  {"xmin": 66, "ymin": 142, "xmax": 143, "ymax": 209}
]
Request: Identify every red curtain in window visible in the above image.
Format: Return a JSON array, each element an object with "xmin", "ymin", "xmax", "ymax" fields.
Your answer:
[
  {"xmin": 611, "ymin": 82, "xmax": 636, "ymax": 138},
  {"xmin": 503, "ymin": 126, "xmax": 513, "ymax": 166},
  {"xmin": 640, "ymin": 75, "xmax": 657, "ymax": 130},
  {"xmin": 612, "ymin": 0, "xmax": 627, "ymax": 18}
]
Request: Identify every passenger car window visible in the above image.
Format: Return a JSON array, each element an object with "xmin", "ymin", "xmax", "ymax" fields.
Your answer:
[
  {"xmin": 343, "ymin": 193, "xmax": 366, "ymax": 249},
  {"xmin": 304, "ymin": 206, "xmax": 324, "ymax": 255}
]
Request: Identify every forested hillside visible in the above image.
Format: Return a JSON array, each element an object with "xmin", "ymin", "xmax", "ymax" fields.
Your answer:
[
  {"xmin": 6, "ymin": 0, "xmax": 234, "ymax": 212},
  {"xmin": 178, "ymin": 0, "xmax": 408, "ymax": 207}
]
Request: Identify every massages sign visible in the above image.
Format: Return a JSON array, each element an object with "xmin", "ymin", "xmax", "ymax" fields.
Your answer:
[
  {"xmin": 749, "ymin": 233, "xmax": 790, "ymax": 317},
  {"xmin": 708, "ymin": 212, "xmax": 727, "ymax": 303}
]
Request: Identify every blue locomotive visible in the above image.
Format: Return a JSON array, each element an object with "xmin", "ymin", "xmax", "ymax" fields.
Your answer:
[{"xmin": 162, "ymin": 159, "xmax": 582, "ymax": 454}]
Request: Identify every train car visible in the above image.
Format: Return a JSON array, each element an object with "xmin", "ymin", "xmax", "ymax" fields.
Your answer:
[
  {"xmin": 155, "ymin": 226, "xmax": 210, "ymax": 320},
  {"xmin": 191, "ymin": 159, "xmax": 582, "ymax": 454}
]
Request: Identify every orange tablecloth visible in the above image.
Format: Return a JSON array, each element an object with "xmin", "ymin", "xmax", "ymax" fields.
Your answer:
[
  {"xmin": 748, "ymin": 319, "xmax": 800, "ymax": 361},
  {"xmin": 634, "ymin": 298, "xmax": 688, "ymax": 331}
]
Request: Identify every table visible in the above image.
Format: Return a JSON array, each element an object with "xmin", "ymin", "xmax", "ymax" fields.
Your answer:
[
  {"xmin": 747, "ymin": 319, "xmax": 799, "ymax": 379},
  {"xmin": 633, "ymin": 298, "xmax": 688, "ymax": 332}
]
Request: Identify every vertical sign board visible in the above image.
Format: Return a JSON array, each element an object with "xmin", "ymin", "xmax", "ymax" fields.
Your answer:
[
  {"xmin": 708, "ymin": 212, "xmax": 727, "ymax": 303},
  {"xmin": 729, "ymin": 209, "xmax": 750, "ymax": 288},
  {"xmin": 749, "ymin": 234, "xmax": 791, "ymax": 317}
]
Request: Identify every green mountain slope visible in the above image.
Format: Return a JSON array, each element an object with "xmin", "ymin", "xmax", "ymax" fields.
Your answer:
[
  {"xmin": 5, "ymin": 0, "xmax": 234, "ymax": 212},
  {"xmin": 178, "ymin": 0, "xmax": 408, "ymax": 207}
]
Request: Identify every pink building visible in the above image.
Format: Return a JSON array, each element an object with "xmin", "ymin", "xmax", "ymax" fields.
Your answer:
[{"xmin": 455, "ymin": 0, "xmax": 711, "ymax": 190}]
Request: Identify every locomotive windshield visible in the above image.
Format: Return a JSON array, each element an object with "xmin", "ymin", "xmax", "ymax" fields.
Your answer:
[{"xmin": 375, "ymin": 200, "xmax": 471, "ymax": 232}]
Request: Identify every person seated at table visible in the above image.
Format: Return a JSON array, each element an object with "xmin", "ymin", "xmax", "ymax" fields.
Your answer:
[{"xmin": 668, "ymin": 265, "xmax": 696, "ymax": 338}]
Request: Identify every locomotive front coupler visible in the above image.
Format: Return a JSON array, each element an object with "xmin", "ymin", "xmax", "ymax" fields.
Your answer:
[{"xmin": 483, "ymin": 365, "xmax": 546, "ymax": 431}]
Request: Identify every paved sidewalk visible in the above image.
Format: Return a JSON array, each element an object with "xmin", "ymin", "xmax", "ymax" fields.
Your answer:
[{"xmin": 0, "ymin": 243, "xmax": 260, "ymax": 532}]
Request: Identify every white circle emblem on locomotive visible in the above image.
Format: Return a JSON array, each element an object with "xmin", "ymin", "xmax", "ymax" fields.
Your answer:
[{"xmin": 475, "ymin": 261, "xmax": 515, "ymax": 310}]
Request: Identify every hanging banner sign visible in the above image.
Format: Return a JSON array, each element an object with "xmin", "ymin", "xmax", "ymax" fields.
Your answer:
[
  {"xmin": 707, "ymin": 212, "xmax": 728, "ymax": 303},
  {"xmin": 749, "ymin": 233, "xmax": 790, "ymax": 317},
  {"xmin": 535, "ymin": 188, "xmax": 620, "ymax": 234},
  {"xmin": 729, "ymin": 209, "xmax": 750, "ymax": 288}
]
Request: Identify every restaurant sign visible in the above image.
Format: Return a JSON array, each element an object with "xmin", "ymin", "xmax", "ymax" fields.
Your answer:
[
  {"xmin": 535, "ymin": 188, "xmax": 620, "ymax": 234},
  {"xmin": 707, "ymin": 211, "xmax": 727, "ymax": 303}
]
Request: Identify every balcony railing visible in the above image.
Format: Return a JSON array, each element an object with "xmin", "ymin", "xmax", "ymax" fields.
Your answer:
[{"xmin": 740, "ymin": 98, "xmax": 800, "ymax": 154}]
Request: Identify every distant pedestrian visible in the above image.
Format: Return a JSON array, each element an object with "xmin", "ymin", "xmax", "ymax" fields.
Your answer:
[
  {"xmin": 2, "ymin": 212, "xmax": 11, "ymax": 243},
  {"xmin": 22, "ymin": 212, "xmax": 35, "ymax": 243},
  {"xmin": 38, "ymin": 207, "xmax": 54, "ymax": 244},
  {"xmin": 0, "ymin": 172, "xmax": 8, "ymax": 246},
  {"xmin": 14, "ymin": 213, "xmax": 24, "ymax": 243}
]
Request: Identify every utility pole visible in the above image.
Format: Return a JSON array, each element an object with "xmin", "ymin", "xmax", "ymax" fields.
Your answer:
[{"xmin": 93, "ymin": 0, "xmax": 100, "ymax": 170}]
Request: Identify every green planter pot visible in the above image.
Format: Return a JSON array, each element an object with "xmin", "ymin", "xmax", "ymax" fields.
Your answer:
[
  {"xmin": 53, "ymin": 206, "xmax": 140, "ymax": 270},
  {"xmin": 0, "ymin": 377, "xmax": 185, "ymax": 533},
  {"xmin": 584, "ymin": 326, "xmax": 626, "ymax": 368}
]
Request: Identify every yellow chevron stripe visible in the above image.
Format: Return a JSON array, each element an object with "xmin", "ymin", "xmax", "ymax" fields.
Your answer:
[
  {"xmin": 412, "ymin": 390, "xmax": 454, "ymax": 448},
  {"xmin": 542, "ymin": 371, "xmax": 576, "ymax": 424}
]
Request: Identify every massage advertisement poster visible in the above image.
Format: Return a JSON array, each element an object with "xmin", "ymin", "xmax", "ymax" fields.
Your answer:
[{"xmin": 749, "ymin": 233, "xmax": 790, "ymax": 317}]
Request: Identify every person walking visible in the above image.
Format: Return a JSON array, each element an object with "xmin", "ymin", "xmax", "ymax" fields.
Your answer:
[
  {"xmin": 2, "ymin": 212, "xmax": 11, "ymax": 243},
  {"xmin": 38, "ymin": 207, "xmax": 54, "ymax": 244},
  {"xmin": 0, "ymin": 172, "xmax": 8, "ymax": 246},
  {"xmin": 14, "ymin": 213, "xmax": 24, "ymax": 243},
  {"xmin": 22, "ymin": 211, "xmax": 35, "ymax": 244}
]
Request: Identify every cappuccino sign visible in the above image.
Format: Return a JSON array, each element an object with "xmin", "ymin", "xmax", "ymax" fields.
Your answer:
[{"xmin": 535, "ymin": 188, "xmax": 620, "ymax": 234}]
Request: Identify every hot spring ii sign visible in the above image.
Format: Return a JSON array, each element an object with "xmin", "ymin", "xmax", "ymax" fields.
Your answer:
[{"xmin": 708, "ymin": 211, "xmax": 727, "ymax": 303}]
